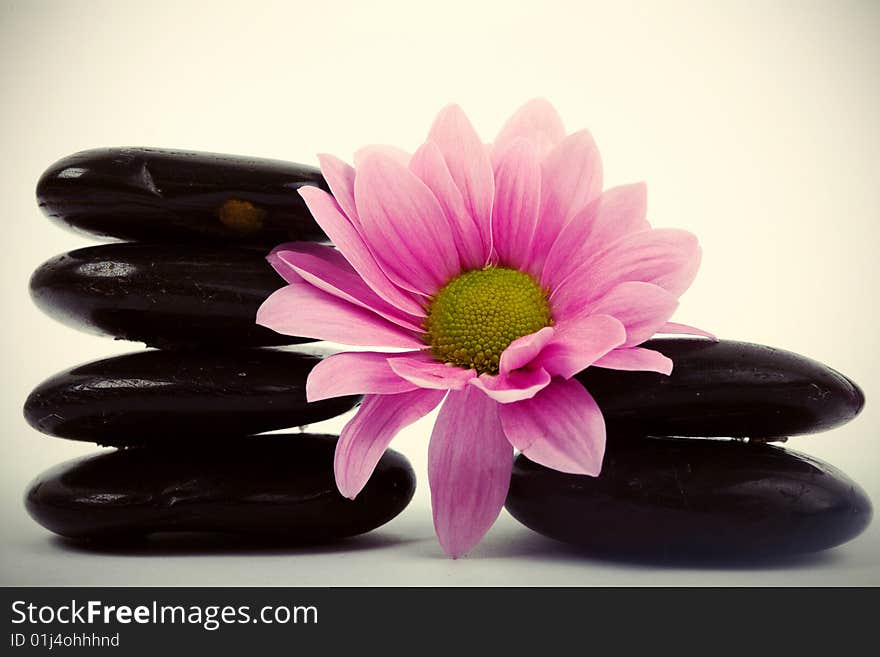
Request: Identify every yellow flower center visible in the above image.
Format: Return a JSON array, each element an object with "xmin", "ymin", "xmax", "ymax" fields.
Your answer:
[{"xmin": 424, "ymin": 267, "xmax": 553, "ymax": 375}]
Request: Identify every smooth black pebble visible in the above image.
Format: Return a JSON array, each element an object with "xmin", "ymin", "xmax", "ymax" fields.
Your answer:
[
  {"xmin": 577, "ymin": 339, "xmax": 864, "ymax": 439},
  {"xmin": 30, "ymin": 243, "xmax": 308, "ymax": 348},
  {"xmin": 36, "ymin": 147, "xmax": 329, "ymax": 248},
  {"xmin": 506, "ymin": 438, "xmax": 872, "ymax": 560},
  {"xmin": 23, "ymin": 349, "xmax": 359, "ymax": 446},
  {"xmin": 25, "ymin": 434, "xmax": 414, "ymax": 542}
]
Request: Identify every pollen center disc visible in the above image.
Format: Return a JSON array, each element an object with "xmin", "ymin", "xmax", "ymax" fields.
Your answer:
[{"xmin": 424, "ymin": 267, "xmax": 553, "ymax": 375}]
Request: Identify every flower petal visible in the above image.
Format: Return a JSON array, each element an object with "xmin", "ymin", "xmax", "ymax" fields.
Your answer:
[
  {"xmin": 410, "ymin": 141, "xmax": 486, "ymax": 269},
  {"xmin": 469, "ymin": 367, "xmax": 552, "ymax": 403},
  {"xmin": 658, "ymin": 321, "xmax": 718, "ymax": 341},
  {"xmin": 588, "ymin": 281, "xmax": 679, "ymax": 347},
  {"xmin": 592, "ymin": 346, "xmax": 674, "ymax": 375},
  {"xmin": 538, "ymin": 314, "xmax": 626, "ymax": 379},
  {"xmin": 427, "ymin": 104, "xmax": 495, "ymax": 252},
  {"xmin": 335, "ymin": 389, "xmax": 446, "ymax": 499},
  {"xmin": 306, "ymin": 351, "xmax": 420, "ymax": 402},
  {"xmin": 499, "ymin": 378, "xmax": 605, "ymax": 476},
  {"xmin": 499, "ymin": 327, "xmax": 555, "ymax": 376},
  {"xmin": 256, "ymin": 283, "xmax": 424, "ymax": 348},
  {"xmin": 542, "ymin": 183, "xmax": 649, "ymax": 289},
  {"xmin": 354, "ymin": 154, "xmax": 461, "ymax": 295},
  {"xmin": 528, "ymin": 130, "xmax": 602, "ymax": 274},
  {"xmin": 586, "ymin": 182, "xmax": 650, "ymax": 246},
  {"xmin": 272, "ymin": 242, "xmax": 425, "ymax": 331},
  {"xmin": 266, "ymin": 243, "xmax": 304, "ymax": 284},
  {"xmin": 317, "ymin": 154, "xmax": 360, "ymax": 227},
  {"xmin": 354, "ymin": 144, "xmax": 411, "ymax": 169},
  {"xmin": 387, "ymin": 354, "xmax": 476, "ymax": 391},
  {"xmin": 495, "ymin": 98, "xmax": 566, "ymax": 159},
  {"xmin": 552, "ymin": 228, "xmax": 701, "ymax": 316},
  {"xmin": 428, "ymin": 385, "xmax": 513, "ymax": 557},
  {"xmin": 491, "ymin": 138, "xmax": 542, "ymax": 268},
  {"xmin": 299, "ymin": 186, "xmax": 424, "ymax": 316}
]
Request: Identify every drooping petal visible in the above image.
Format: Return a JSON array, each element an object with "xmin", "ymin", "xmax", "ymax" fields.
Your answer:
[
  {"xmin": 495, "ymin": 98, "xmax": 566, "ymax": 159},
  {"xmin": 354, "ymin": 154, "xmax": 461, "ymax": 295},
  {"xmin": 306, "ymin": 351, "xmax": 420, "ymax": 402},
  {"xmin": 528, "ymin": 130, "xmax": 603, "ymax": 274},
  {"xmin": 299, "ymin": 186, "xmax": 424, "ymax": 316},
  {"xmin": 498, "ymin": 327, "xmax": 555, "ymax": 376},
  {"xmin": 256, "ymin": 283, "xmax": 424, "ymax": 348},
  {"xmin": 499, "ymin": 378, "xmax": 605, "ymax": 476},
  {"xmin": 271, "ymin": 242, "xmax": 426, "ymax": 331},
  {"xmin": 387, "ymin": 354, "xmax": 476, "ymax": 391},
  {"xmin": 266, "ymin": 243, "xmax": 304, "ymax": 284},
  {"xmin": 552, "ymin": 228, "xmax": 701, "ymax": 317},
  {"xmin": 542, "ymin": 183, "xmax": 649, "ymax": 289},
  {"xmin": 335, "ymin": 389, "xmax": 446, "ymax": 499},
  {"xmin": 410, "ymin": 141, "xmax": 486, "ymax": 269},
  {"xmin": 491, "ymin": 138, "xmax": 542, "ymax": 268},
  {"xmin": 658, "ymin": 321, "xmax": 718, "ymax": 340},
  {"xmin": 592, "ymin": 346, "xmax": 674, "ymax": 375},
  {"xmin": 427, "ymin": 105, "xmax": 495, "ymax": 251},
  {"xmin": 469, "ymin": 367, "xmax": 552, "ymax": 403},
  {"xmin": 537, "ymin": 314, "xmax": 626, "ymax": 379},
  {"xmin": 317, "ymin": 154, "xmax": 360, "ymax": 227},
  {"xmin": 428, "ymin": 385, "xmax": 513, "ymax": 557},
  {"xmin": 587, "ymin": 281, "xmax": 679, "ymax": 346}
]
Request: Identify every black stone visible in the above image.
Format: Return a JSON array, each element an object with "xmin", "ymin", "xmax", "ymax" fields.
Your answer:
[
  {"xmin": 506, "ymin": 438, "xmax": 872, "ymax": 559},
  {"xmin": 25, "ymin": 434, "xmax": 414, "ymax": 542},
  {"xmin": 30, "ymin": 243, "xmax": 308, "ymax": 349},
  {"xmin": 23, "ymin": 349, "xmax": 359, "ymax": 446},
  {"xmin": 577, "ymin": 339, "xmax": 864, "ymax": 439},
  {"xmin": 36, "ymin": 148, "xmax": 329, "ymax": 248}
]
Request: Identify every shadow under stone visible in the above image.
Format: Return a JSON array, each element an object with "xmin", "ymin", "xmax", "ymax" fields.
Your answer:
[
  {"xmin": 50, "ymin": 530, "xmax": 417, "ymax": 558},
  {"xmin": 491, "ymin": 529, "xmax": 844, "ymax": 572}
]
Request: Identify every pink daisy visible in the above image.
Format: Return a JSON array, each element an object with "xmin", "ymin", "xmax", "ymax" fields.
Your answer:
[{"xmin": 257, "ymin": 99, "xmax": 708, "ymax": 557}]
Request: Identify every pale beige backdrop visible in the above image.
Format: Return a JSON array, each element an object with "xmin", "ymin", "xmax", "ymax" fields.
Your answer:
[{"xmin": 1, "ymin": 0, "xmax": 878, "ymax": 585}]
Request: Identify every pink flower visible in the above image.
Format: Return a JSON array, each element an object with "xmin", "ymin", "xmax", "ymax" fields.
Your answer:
[{"xmin": 257, "ymin": 99, "xmax": 709, "ymax": 557}]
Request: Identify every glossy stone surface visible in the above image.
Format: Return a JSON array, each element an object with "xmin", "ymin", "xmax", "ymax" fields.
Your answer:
[
  {"xmin": 36, "ymin": 148, "xmax": 328, "ymax": 248},
  {"xmin": 24, "ymin": 350, "xmax": 359, "ymax": 446},
  {"xmin": 577, "ymin": 339, "xmax": 864, "ymax": 439},
  {"xmin": 30, "ymin": 243, "xmax": 307, "ymax": 348},
  {"xmin": 506, "ymin": 438, "xmax": 872, "ymax": 559},
  {"xmin": 25, "ymin": 434, "xmax": 414, "ymax": 541}
]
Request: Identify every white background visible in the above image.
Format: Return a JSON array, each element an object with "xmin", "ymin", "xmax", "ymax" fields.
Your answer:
[{"xmin": 1, "ymin": 0, "xmax": 878, "ymax": 585}]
